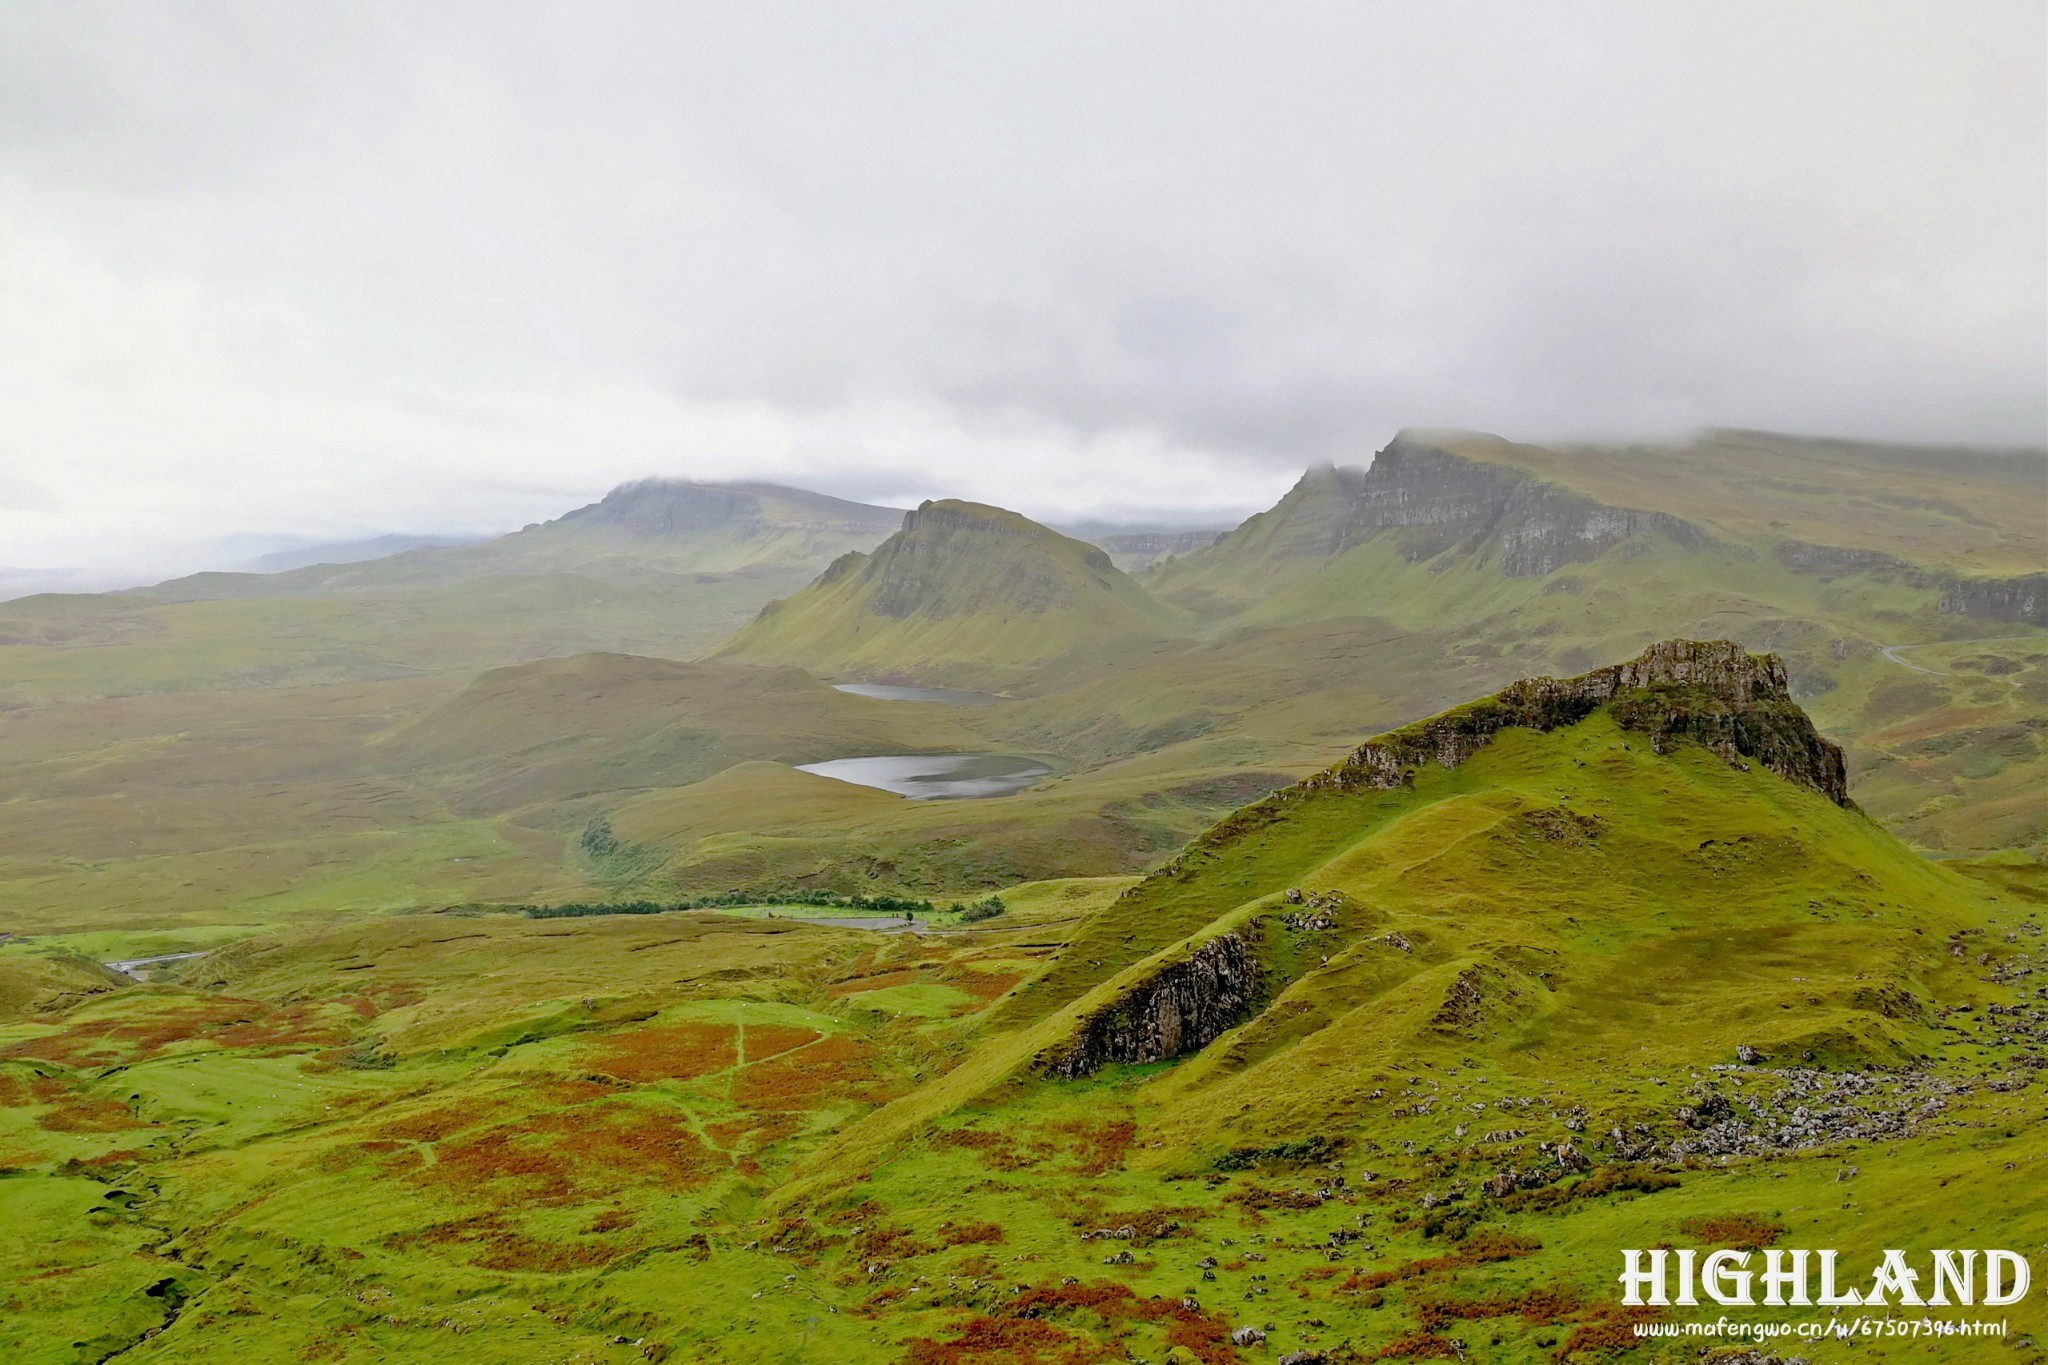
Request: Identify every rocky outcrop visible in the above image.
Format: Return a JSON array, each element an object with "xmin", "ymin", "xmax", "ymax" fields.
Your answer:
[
  {"xmin": 1774, "ymin": 539, "xmax": 1914, "ymax": 578},
  {"xmin": 1039, "ymin": 933, "xmax": 1257, "ymax": 1079},
  {"xmin": 1250, "ymin": 438, "xmax": 1705, "ymax": 576},
  {"xmin": 1086, "ymin": 529, "xmax": 1228, "ymax": 570},
  {"xmin": 1937, "ymin": 574, "xmax": 2048, "ymax": 626},
  {"xmin": 1304, "ymin": 639, "xmax": 1853, "ymax": 806}
]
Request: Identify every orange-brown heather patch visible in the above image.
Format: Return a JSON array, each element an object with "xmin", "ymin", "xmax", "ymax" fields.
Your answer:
[
  {"xmin": 900, "ymin": 1316, "xmax": 1107, "ymax": 1365},
  {"xmin": 1372, "ymin": 1331, "xmax": 1463, "ymax": 1360},
  {"xmin": 586, "ymin": 1023, "xmax": 737, "ymax": 1084},
  {"xmin": 826, "ymin": 969, "xmax": 924, "ymax": 999},
  {"xmin": 902, "ymin": 1281, "xmax": 1242, "ymax": 1365},
  {"xmin": 937, "ymin": 1126, "xmax": 1044, "ymax": 1171},
  {"xmin": 372, "ymin": 1100, "xmax": 499, "ymax": 1144},
  {"xmin": 527, "ymin": 1104, "xmax": 725, "ymax": 1190},
  {"xmin": 388, "ymin": 1211, "xmax": 625, "ymax": 1273},
  {"xmin": 583, "ymin": 1209, "xmax": 636, "ymax": 1235},
  {"xmin": 732, "ymin": 1034, "xmax": 883, "ymax": 1112},
  {"xmin": 415, "ymin": 1129, "xmax": 577, "ymax": 1205},
  {"xmin": 938, "ymin": 1221, "xmax": 1004, "ymax": 1247},
  {"xmin": 1055, "ymin": 1118, "xmax": 1137, "ymax": 1177},
  {"xmin": 29, "ymin": 1077, "xmax": 147, "ymax": 1133},
  {"xmin": 707, "ymin": 1110, "xmax": 802, "ymax": 1150},
  {"xmin": 943, "ymin": 969, "xmax": 1025, "ymax": 1012},
  {"xmin": 1555, "ymin": 1303, "xmax": 1660, "ymax": 1354},
  {"xmin": 1414, "ymin": 1286, "xmax": 1587, "ymax": 1328},
  {"xmin": 532, "ymin": 1079, "xmax": 617, "ymax": 1107},
  {"xmin": 742, "ymin": 1024, "xmax": 822, "ymax": 1063},
  {"xmin": 0, "ymin": 1072, "xmax": 35, "ymax": 1107},
  {"xmin": 1341, "ymin": 1231, "xmax": 1542, "ymax": 1293},
  {"xmin": 1677, "ymin": 1213, "xmax": 1784, "ymax": 1250},
  {"xmin": 2, "ymin": 998, "xmax": 348, "ymax": 1068}
]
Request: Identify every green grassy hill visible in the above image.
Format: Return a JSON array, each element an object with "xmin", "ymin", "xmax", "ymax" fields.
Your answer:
[
  {"xmin": 714, "ymin": 500, "xmax": 1190, "ymax": 686},
  {"xmin": 4, "ymin": 642, "xmax": 2043, "ymax": 1362}
]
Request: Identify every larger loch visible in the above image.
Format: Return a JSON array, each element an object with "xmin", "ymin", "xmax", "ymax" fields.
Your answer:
[{"xmin": 797, "ymin": 753, "xmax": 1051, "ymax": 800}]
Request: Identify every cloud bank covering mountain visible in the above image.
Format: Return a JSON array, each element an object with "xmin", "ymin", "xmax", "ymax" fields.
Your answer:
[{"xmin": 0, "ymin": 1, "xmax": 2040, "ymax": 581}]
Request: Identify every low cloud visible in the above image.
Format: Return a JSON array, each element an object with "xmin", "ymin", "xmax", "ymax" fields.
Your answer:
[{"xmin": 1, "ymin": 1, "xmax": 2040, "ymax": 573}]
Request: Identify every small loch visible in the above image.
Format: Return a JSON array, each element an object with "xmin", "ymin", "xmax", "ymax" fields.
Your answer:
[
  {"xmin": 831, "ymin": 683, "xmax": 1002, "ymax": 705},
  {"xmin": 796, "ymin": 754, "xmax": 1052, "ymax": 800}
]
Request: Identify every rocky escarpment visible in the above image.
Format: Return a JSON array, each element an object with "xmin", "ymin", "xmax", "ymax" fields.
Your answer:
[
  {"xmin": 1938, "ymin": 574, "xmax": 2048, "ymax": 626},
  {"xmin": 1254, "ymin": 438, "xmax": 1705, "ymax": 576},
  {"xmin": 1776, "ymin": 542, "xmax": 2046, "ymax": 626},
  {"xmin": 1038, "ymin": 933, "xmax": 1257, "ymax": 1079},
  {"xmin": 1774, "ymin": 539, "xmax": 1914, "ymax": 578},
  {"xmin": 1305, "ymin": 639, "xmax": 1852, "ymax": 806},
  {"xmin": 1356, "ymin": 438, "xmax": 1708, "ymax": 574},
  {"xmin": 1086, "ymin": 529, "xmax": 1228, "ymax": 570}
]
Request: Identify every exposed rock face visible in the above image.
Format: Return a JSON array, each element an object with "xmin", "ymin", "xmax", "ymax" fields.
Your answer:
[
  {"xmin": 1087, "ymin": 529, "xmax": 1228, "ymax": 570},
  {"xmin": 1304, "ymin": 639, "xmax": 1854, "ymax": 806},
  {"xmin": 1354, "ymin": 438, "xmax": 1707, "ymax": 575},
  {"xmin": 1775, "ymin": 539, "xmax": 1914, "ymax": 578},
  {"xmin": 1039, "ymin": 933, "xmax": 1257, "ymax": 1079},
  {"xmin": 1937, "ymin": 574, "xmax": 2048, "ymax": 626},
  {"xmin": 1254, "ymin": 438, "xmax": 1705, "ymax": 575}
]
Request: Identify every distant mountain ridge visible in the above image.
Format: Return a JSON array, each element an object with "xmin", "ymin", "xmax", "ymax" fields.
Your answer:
[{"xmin": 130, "ymin": 479, "xmax": 907, "ymax": 602}]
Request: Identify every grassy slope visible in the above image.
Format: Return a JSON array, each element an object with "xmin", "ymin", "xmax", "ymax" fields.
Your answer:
[{"xmin": 4, "ymin": 685, "xmax": 2045, "ymax": 1362}]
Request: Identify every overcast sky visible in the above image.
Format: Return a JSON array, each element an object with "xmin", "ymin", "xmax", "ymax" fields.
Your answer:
[{"xmin": 2, "ymin": 1, "xmax": 2042, "ymax": 578}]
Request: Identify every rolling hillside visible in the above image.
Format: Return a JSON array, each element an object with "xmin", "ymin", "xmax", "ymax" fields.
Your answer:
[
  {"xmin": 713, "ymin": 499, "xmax": 1190, "ymax": 686},
  {"xmin": 5, "ymin": 642, "xmax": 2042, "ymax": 1362}
]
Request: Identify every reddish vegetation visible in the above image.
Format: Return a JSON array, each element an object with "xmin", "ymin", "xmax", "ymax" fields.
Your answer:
[
  {"xmin": 1415, "ymin": 1287, "xmax": 1586, "ymax": 1328},
  {"xmin": 1055, "ymin": 1118, "xmax": 1137, "ymax": 1177},
  {"xmin": 942, "ymin": 969, "xmax": 1025, "ymax": 1013},
  {"xmin": 26, "ymin": 1076, "xmax": 147, "ymax": 1133},
  {"xmin": 826, "ymin": 969, "xmax": 924, "ymax": 998},
  {"xmin": 939, "ymin": 1126, "xmax": 1042, "ymax": 1171},
  {"xmin": 1341, "ymin": 1231, "xmax": 1541, "ymax": 1292},
  {"xmin": 902, "ymin": 1281, "xmax": 1242, "ymax": 1365},
  {"xmin": 373, "ymin": 1101, "xmax": 499, "ymax": 1144},
  {"xmin": 586, "ymin": 1023, "xmax": 737, "ymax": 1083},
  {"xmin": 1677, "ymin": 1213, "xmax": 1784, "ymax": 1249},
  {"xmin": 1373, "ymin": 1330, "xmax": 1463, "ymax": 1360},
  {"xmin": 2, "ymin": 999, "xmax": 348, "ymax": 1067},
  {"xmin": 742, "ymin": 1024, "xmax": 822, "ymax": 1062},
  {"xmin": 938, "ymin": 1221, "xmax": 1003, "ymax": 1247},
  {"xmin": 733, "ymin": 1034, "xmax": 884, "ymax": 1111},
  {"xmin": 1556, "ymin": 1304, "xmax": 1661, "ymax": 1354},
  {"xmin": 415, "ymin": 1102, "xmax": 724, "ymax": 1205},
  {"xmin": 389, "ymin": 1212, "xmax": 625, "ymax": 1273}
]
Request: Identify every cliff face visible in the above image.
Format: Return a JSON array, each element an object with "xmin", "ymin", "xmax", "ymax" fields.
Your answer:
[
  {"xmin": 1086, "ymin": 529, "xmax": 1228, "ymax": 571},
  {"xmin": 1938, "ymin": 574, "xmax": 2048, "ymax": 627},
  {"xmin": 1223, "ymin": 437, "xmax": 1705, "ymax": 577},
  {"xmin": 1038, "ymin": 933, "xmax": 1257, "ymax": 1079},
  {"xmin": 1306, "ymin": 639, "xmax": 1853, "ymax": 806},
  {"xmin": 1351, "ymin": 438, "xmax": 1707, "ymax": 575}
]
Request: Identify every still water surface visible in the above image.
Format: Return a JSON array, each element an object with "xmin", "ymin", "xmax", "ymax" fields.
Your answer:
[
  {"xmin": 796, "ymin": 753, "xmax": 1051, "ymax": 799},
  {"xmin": 831, "ymin": 683, "xmax": 1001, "ymax": 705}
]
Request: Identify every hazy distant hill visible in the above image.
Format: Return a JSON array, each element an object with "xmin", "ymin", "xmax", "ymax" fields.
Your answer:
[
  {"xmin": 713, "ymin": 499, "xmax": 1190, "ymax": 685},
  {"xmin": 134, "ymin": 480, "xmax": 906, "ymax": 601},
  {"xmin": 1146, "ymin": 428, "xmax": 2047, "ymax": 627},
  {"xmin": 1064, "ymin": 525, "xmax": 1229, "ymax": 572},
  {"xmin": 244, "ymin": 532, "xmax": 490, "ymax": 575}
]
